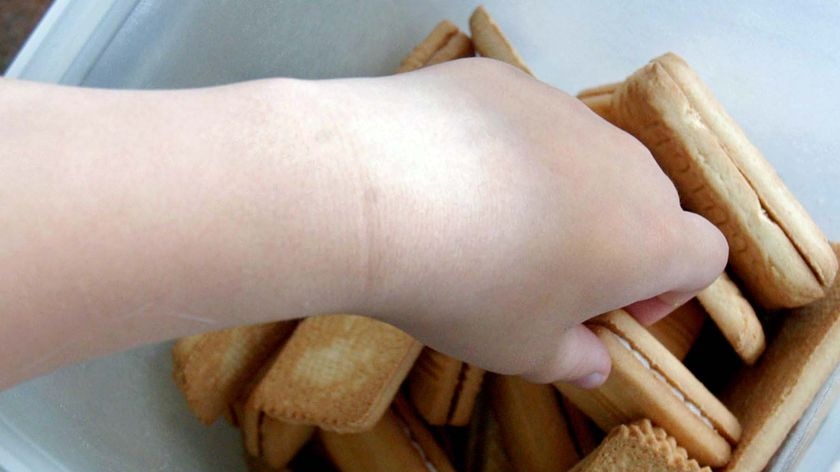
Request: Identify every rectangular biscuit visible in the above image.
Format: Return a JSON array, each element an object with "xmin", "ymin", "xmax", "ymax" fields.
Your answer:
[
  {"xmin": 696, "ymin": 273, "xmax": 765, "ymax": 365},
  {"xmin": 248, "ymin": 314, "xmax": 421, "ymax": 432},
  {"xmin": 465, "ymin": 384, "xmax": 516, "ymax": 472},
  {"xmin": 469, "ymin": 5, "xmax": 533, "ymax": 75},
  {"xmin": 610, "ymin": 52, "xmax": 837, "ymax": 308},
  {"xmin": 557, "ymin": 310, "xmax": 740, "ymax": 467},
  {"xmin": 408, "ymin": 348, "xmax": 485, "ymax": 426},
  {"xmin": 560, "ymin": 395, "xmax": 603, "ymax": 457},
  {"xmin": 490, "ymin": 375, "xmax": 580, "ymax": 471},
  {"xmin": 647, "ymin": 299, "xmax": 706, "ymax": 361},
  {"xmin": 171, "ymin": 321, "xmax": 296, "ymax": 424},
  {"xmin": 721, "ymin": 243, "xmax": 840, "ymax": 472},
  {"xmin": 320, "ymin": 396, "xmax": 456, "ymax": 472},
  {"xmin": 570, "ymin": 419, "xmax": 709, "ymax": 472},
  {"xmin": 577, "ymin": 83, "xmax": 619, "ymax": 121},
  {"xmin": 397, "ymin": 20, "xmax": 474, "ymax": 73}
]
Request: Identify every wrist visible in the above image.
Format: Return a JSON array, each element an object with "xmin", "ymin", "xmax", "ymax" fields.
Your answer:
[{"xmin": 244, "ymin": 78, "xmax": 376, "ymax": 318}]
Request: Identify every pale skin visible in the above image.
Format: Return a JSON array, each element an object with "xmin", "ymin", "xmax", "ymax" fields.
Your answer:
[{"xmin": 0, "ymin": 59, "xmax": 727, "ymax": 392}]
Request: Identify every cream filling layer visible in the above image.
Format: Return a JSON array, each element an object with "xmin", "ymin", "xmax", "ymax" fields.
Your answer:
[
  {"xmin": 396, "ymin": 416, "xmax": 438, "ymax": 472},
  {"xmin": 615, "ymin": 335, "xmax": 716, "ymax": 431}
]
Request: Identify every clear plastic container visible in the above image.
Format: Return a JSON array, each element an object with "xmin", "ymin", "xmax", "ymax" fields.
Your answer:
[{"xmin": 3, "ymin": 1, "xmax": 839, "ymax": 470}]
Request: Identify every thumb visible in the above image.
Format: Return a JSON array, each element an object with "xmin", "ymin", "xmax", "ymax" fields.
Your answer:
[{"xmin": 520, "ymin": 324, "xmax": 611, "ymax": 387}]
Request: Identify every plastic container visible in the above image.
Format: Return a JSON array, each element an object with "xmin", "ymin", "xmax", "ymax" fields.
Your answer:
[{"xmin": 3, "ymin": 1, "xmax": 839, "ymax": 470}]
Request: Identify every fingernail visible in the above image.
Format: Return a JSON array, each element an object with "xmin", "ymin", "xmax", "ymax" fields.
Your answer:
[{"xmin": 572, "ymin": 372, "xmax": 606, "ymax": 389}]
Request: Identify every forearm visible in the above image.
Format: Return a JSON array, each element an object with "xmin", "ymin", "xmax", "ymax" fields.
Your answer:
[{"xmin": 0, "ymin": 78, "xmax": 366, "ymax": 389}]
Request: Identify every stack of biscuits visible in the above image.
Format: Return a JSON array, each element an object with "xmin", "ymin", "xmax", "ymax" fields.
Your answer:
[{"xmin": 171, "ymin": 6, "xmax": 840, "ymax": 471}]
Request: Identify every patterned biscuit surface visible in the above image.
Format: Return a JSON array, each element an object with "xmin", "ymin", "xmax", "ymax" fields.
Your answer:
[
  {"xmin": 249, "ymin": 315, "xmax": 421, "ymax": 432},
  {"xmin": 611, "ymin": 52, "xmax": 836, "ymax": 308},
  {"xmin": 570, "ymin": 419, "xmax": 709, "ymax": 472}
]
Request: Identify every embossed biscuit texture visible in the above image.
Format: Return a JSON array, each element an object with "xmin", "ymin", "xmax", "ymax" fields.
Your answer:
[
  {"xmin": 611, "ymin": 52, "xmax": 836, "ymax": 309},
  {"xmin": 571, "ymin": 419, "xmax": 709, "ymax": 472}
]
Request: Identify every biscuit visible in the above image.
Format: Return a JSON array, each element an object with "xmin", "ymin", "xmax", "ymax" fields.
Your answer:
[
  {"xmin": 609, "ymin": 53, "xmax": 837, "ymax": 308},
  {"xmin": 570, "ymin": 419, "xmax": 709, "ymax": 472},
  {"xmin": 560, "ymin": 395, "xmax": 603, "ymax": 457},
  {"xmin": 171, "ymin": 321, "xmax": 297, "ymax": 424},
  {"xmin": 249, "ymin": 314, "xmax": 422, "ymax": 433},
  {"xmin": 647, "ymin": 299, "xmax": 706, "ymax": 361},
  {"xmin": 556, "ymin": 310, "xmax": 741, "ymax": 467},
  {"xmin": 408, "ymin": 348, "xmax": 485, "ymax": 426},
  {"xmin": 721, "ymin": 243, "xmax": 840, "ymax": 472},
  {"xmin": 490, "ymin": 375, "xmax": 580, "ymax": 471},
  {"xmin": 244, "ymin": 455, "xmax": 290, "ymax": 472},
  {"xmin": 577, "ymin": 82, "xmax": 619, "ymax": 121},
  {"xmin": 697, "ymin": 273, "xmax": 765, "ymax": 365},
  {"xmin": 233, "ymin": 397, "xmax": 314, "ymax": 469},
  {"xmin": 320, "ymin": 395, "xmax": 456, "ymax": 472},
  {"xmin": 469, "ymin": 6, "xmax": 533, "ymax": 75},
  {"xmin": 261, "ymin": 416, "xmax": 316, "ymax": 470},
  {"xmin": 465, "ymin": 388, "xmax": 515, "ymax": 472},
  {"xmin": 397, "ymin": 20, "xmax": 474, "ymax": 73}
]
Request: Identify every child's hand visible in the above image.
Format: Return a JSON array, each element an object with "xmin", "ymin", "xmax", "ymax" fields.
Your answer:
[
  {"xmin": 0, "ymin": 61, "xmax": 725, "ymax": 390},
  {"xmin": 333, "ymin": 59, "xmax": 728, "ymax": 386}
]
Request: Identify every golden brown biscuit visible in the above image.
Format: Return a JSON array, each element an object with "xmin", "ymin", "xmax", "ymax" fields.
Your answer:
[
  {"xmin": 261, "ymin": 416, "xmax": 316, "ymax": 470},
  {"xmin": 249, "ymin": 314, "xmax": 421, "ymax": 433},
  {"xmin": 647, "ymin": 299, "xmax": 706, "ymax": 361},
  {"xmin": 234, "ymin": 397, "xmax": 314, "ymax": 469},
  {"xmin": 230, "ymin": 357, "xmax": 280, "ymax": 458},
  {"xmin": 578, "ymin": 82, "xmax": 621, "ymax": 98},
  {"xmin": 244, "ymin": 455, "xmax": 291, "ymax": 472},
  {"xmin": 559, "ymin": 395, "xmax": 603, "ymax": 457},
  {"xmin": 465, "ymin": 389, "xmax": 515, "ymax": 472},
  {"xmin": 556, "ymin": 310, "xmax": 741, "ymax": 467},
  {"xmin": 490, "ymin": 375, "xmax": 580, "ymax": 471},
  {"xmin": 171, "ymin": 321, "xmax": 297, "ymax": 424},
  {"xmin": 320, "ymin": 396, "xmax": 456, "ymax": 472},
  {"xmin": 697, "ymin": 273, "xmax": 765, "ymax": 365},
  {"xmin": 608, "ymin": 52, "xmax": 837, "ymax": 308},
  {"xmin": 570, "ymin": 419, "xmax": 709, "ymax": 472},
  {"xmin": 233, "ymin": 396, "xmax": 262, "ymax": 458},
  {"xmin": 721, "ymin": 243, "xmax": 840, "ymax": 472},
  {"xmin": 408, "ymin": 348, "xmax": 485, "ymax": 426},
  {"xmin": 468, "ymin": 6, "xmax": 533, "ymax": 75},
  {"xmin": 397, "ymin": 20, "xmax": 474, "ymax": 73},
  {"xmin": 577, "ymin": 83, "xmax": 619, "ymax": 121}
]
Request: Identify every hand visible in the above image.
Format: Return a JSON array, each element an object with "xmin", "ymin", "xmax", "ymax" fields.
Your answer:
[
  {"xmin": 0, "ymin": 64, "xmax": 725, "ymax": 390},
  {"xmin": 331, "ymin": 59, "xmax": 728, "ymax": 386}
]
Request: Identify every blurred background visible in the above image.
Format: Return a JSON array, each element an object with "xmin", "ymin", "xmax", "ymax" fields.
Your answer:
[{"xmin": 0, "ymin": 0, "xmax": 51, "ymax": 70}]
